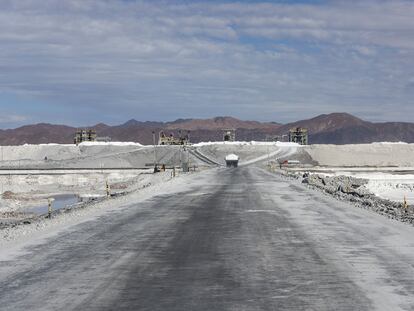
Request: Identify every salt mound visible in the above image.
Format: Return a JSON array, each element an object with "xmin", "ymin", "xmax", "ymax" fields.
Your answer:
[
  {"xmin": 305, "ymin": 143, "xmax": 414, "ymax": 167},
  {"xmin": 79, "ymin": 141, "xmax": 144, "ymax": 146}
]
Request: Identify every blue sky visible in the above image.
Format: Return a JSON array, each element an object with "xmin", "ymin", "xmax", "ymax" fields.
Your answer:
[{"xmin": 0, "ymin": 0, "xmax": 413, "ymax": 128}]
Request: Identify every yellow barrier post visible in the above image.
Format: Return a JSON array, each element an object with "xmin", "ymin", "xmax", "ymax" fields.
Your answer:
[
  {"xmin": 106, "ymin": 180, "xmax": 111, "ymax": 198},
  {"xmin": 48, "ymin": 198, "xmax": 52, "ymax": 219},
  {"xmin": 403, "ymin": 196, "xmax": 409, "ymax": 213}
]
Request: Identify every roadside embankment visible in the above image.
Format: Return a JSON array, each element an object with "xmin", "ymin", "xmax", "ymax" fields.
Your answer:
[
  {"xmin": 0, "ymin": 168, "xmax": 202, "ymax": 237},
  {"xmin": 284, "ymin": 170, "xmax": 414, "ymax": 225},
  {"xmin": 193, "ymin": 141, "xmax": 302, "ymax": 166},
  {"xmin": 0, "ymin": 143, "xmax": 209, "ymax": 169},
  {"xmin": 0, "ymin": 171, "xmax": 208, "ymax": 246},
  {"xmin": 303, "ymin": 143, "xmax": 414, "ymax": 167}
]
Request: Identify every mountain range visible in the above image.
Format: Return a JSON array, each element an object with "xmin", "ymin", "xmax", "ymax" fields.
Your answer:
[{"xmin": 1, "ymin": 113, "xmax": 414, "ymax": 145}]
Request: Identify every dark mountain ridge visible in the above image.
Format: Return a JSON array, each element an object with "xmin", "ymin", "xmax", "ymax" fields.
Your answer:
[{"xmin": 1, "ymin": 113, "xmax": 413, "ymax": 145}]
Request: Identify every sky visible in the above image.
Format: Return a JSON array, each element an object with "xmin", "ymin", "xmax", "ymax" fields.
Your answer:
[{"xmin": 0, "ymin": 0, "xmax": 413, "ymax": 128}]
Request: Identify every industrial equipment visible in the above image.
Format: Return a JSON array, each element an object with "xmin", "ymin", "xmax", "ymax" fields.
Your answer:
[
  {"xmin": 74, "ymin": 129, "xmax": 97, "ymax": 144},
  {"xmin": 289, "ymin": 127, "xmax": 308, "ymax": 145},
  {"xmin": 222, "ymin": 129, "xmax": 236, "ymax": 142},
  {"xmin": 158, "ymin": 131, "xmax": 189, "ymax": 145}
]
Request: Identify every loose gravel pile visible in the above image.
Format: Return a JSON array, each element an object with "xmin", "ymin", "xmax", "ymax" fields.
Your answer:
[{"xmin": 296, "ymin": 172, "xmax": 414, "ymax": 225}]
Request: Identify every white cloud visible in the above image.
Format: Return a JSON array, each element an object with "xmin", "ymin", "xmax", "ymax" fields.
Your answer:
[
  {"xmin": 0, "ymin": 0, "xmax": 413, "ymax": 125},
  {"xmin": 0, "ymin": 113, "xmax": 28, "ymax": 123}
]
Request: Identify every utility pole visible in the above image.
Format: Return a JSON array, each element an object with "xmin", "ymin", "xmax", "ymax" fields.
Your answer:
[
  {"xmin": 187, "ymin": 146, "xmax": 190, "ymax": 171},
  {"xmin": 267, "ymin": 145, "xmax": 270, "ymax": 171},
  {"xmin": 152, "ymin": 131, "xmax": 157, "ymax": 171},
  {"xmin": 267, "ymin": 146, "xmax": 270, "ymax": 164},
  {"xmin": 179, "ymin": 145, "xmax": 182, "ymax": 168},
  {"xmin": 182, "ymin": 146, "xmax": 190, "ymax": 172},
  {"xmin": 48, "ymin": 198, "xmax": 52, "ymax": 219},
  {"xmin": 0, "ymin": 145, "xmax": 3, "ymax": 172}
]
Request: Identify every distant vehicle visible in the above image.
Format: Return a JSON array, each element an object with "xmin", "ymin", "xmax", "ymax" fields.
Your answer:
[
  {"xmin": 279, "ymin": 159, "xmax": 301, "ymax": 168},
  {"xmin": 285, "ymin": 160, "xmax": 300, "ymax": 165},
  {"xmin": 225, "ymin": 154, "xmax": 239, "ymax": 167}
]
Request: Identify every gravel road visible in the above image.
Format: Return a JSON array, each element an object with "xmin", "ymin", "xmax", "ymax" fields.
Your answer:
[{"xmin": 1, "ymin": 166, "xmax": 414, "ymax": 310}]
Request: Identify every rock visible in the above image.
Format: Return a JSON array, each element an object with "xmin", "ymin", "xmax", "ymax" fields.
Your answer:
[
  {"xmin": 2, "ymin": 191, "xmax": 15, "ymax": 199},
  {"xmin": 298, "ymin": 172, "xmax": 414, "ymax": 224}
]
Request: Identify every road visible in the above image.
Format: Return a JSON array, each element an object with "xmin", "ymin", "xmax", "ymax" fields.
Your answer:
[{"xmin": 1, "ymin": 166, "xmax": 414, "ymax": 310}]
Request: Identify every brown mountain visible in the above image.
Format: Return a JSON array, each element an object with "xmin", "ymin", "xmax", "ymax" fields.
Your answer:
[
  {"xmin": 166, "ymin": 116, "xmax": 281, "ymax": 131},
  {"xmin": 0, "ymin": 123, "xmax": 76, "ymax": 145},
  {"xmin": 277, "ymin": 113, "xmax": 414, "ymax": 144},
  {"xmin": 0, "ymin": 113, "xmax": 414, "ymax": 145},
  {"xmin": 276, "ymin": 113, "xmax": 367, "ymax": 135}
]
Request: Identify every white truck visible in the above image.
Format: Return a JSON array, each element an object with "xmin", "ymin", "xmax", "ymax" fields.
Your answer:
[{"xmin": 225, "ymin": 154, "xmax": 239, "ymax": 167}]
